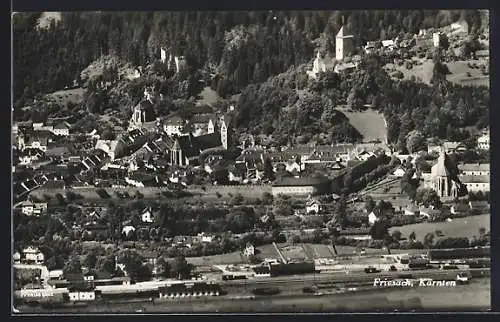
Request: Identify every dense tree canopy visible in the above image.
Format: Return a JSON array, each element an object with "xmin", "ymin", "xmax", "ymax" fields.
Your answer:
[{"xmin": 14, "ymin": 10, "xmax": 486, "ymax": 106}]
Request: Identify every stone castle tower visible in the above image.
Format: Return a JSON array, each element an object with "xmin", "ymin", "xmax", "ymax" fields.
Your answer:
[{"xmin": 335, "ymin": 24, "xmax": 354, "ymax": 61}]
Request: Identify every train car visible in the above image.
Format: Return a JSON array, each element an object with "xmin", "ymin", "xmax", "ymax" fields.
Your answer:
[
  {"xmin": 269, "ymin": 261, "xmax": 315, "ymax": 277},
  {"xmin": 427, "ymin": 247, "xmax": 490, "ymax": 261},
  {"xmin": 158, "ymin": 281, "xmax": 222, "ymax": 299}
]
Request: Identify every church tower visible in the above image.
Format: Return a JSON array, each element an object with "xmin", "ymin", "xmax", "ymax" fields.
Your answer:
[
  {"xmin": 132, "ymin": 105, "xmax": 146, "ymax": 126},
  {"xmin": 335, "ymin": 21, "xmax": 354, "ymax": 61},
  {"xmin": 170, "ymin": 139, "xmax": 183, "ymax": 166},
  {"xmin": 220, "ymin": 120, "xmax": 228, "ymax": 150}
]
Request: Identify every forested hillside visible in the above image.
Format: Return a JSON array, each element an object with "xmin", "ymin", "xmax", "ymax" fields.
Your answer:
[
  {"xmin": 235, "ymin": 53, "xmax": 489, "ymax": 148},
  {"xmin": 13, "ymin": 10, "xmax": 486, "ymax": 106}
]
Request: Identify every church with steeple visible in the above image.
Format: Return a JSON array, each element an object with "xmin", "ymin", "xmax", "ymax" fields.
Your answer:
[
  {"xmin": 306, "ymin": 20, "xmax": 355, "ymax": 79},
  {"xmin": 168, "ymin": 114, "xmax": 231, "ymax": 166},
  {"xmin": 421, "ymin": 152, "xmax": 464, "ymax": 199}
]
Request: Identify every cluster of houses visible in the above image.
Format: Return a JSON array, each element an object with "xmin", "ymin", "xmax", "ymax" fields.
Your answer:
[{"xmin": 13, "ymin": 246, "xmax": 45, "ymax": 265}]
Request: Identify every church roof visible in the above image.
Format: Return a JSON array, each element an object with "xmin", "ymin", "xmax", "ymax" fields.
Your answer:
[
  {"xmin": 173, "ymin": 133, "xmax": 222, "ymax": 158},
  {"xmin": 196, "ymin": 133, "xmax": 222, "ymax": 150},
  {"xmin": 431, "ymin": 152, "xmax": 450, "ymax": 177}
]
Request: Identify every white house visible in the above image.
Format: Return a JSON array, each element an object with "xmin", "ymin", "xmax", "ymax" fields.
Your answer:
[
  {"xmin": 26, "ymin": 137, "xmax": 48, "ymax": 152},
  {"xmin": 141, "ymin": 207, "xmax": 154, "ymax": 223},
  {"xmin": 477, "ymin": 131, "xmax": 490, "ymax": 150},
  {"xmin": 68, "ymin": 289, "xmax": 96, "ymax": 302},
  {"xmin": 122, "ymin": 225, "xmax": 136, "ymax": 237},
  {"xmin": 305, "ymin": 199, "xmax": 321, "ymax": 214},
  {"xmin": 52, "ymin": 122, "xmax": 71, "ymax": 136},
  {"xmin": 368, "ymin": 211, "xmax": 379, "ymax": 225},
  {"xmin": 197, "ymin": 233, "xmax": 214, "ymax": 243},
  {"xmin": 392, "ymin": 167, "xmax": 406, "ymax": 177},
  {"xmin": 32, "ymin": 202, "xmax": 48, "ymax": 216},
  {"xmin": 432, "ymin": 32, "xmax": 441, "ymax": 47},
  {"xmin": 20, "ymin": 201, "xmax": 35, "ymax": 216},
  {"xmin": 458, "ymin": 163, "xmax": 490, "ymax": 176},
  {"xmin": 244, "ymin": 243, "xmax": 255, "ymax": 257},
  {"xmin": 13, "ymin": 252, "xmax": 21, "ymax": 264},
  {"xmin": 285, "ymin": 161, "xmax": 301, "ymax": 174},
  {"xmin": 228, "ymin": 171, "xmax": 243, "ymax": 183},
  {"xmin": 164, "ymin": 116, "xmax": 184, "ymax": 136},
  {"xmin": 404, "ymin": 205, "xmax": 419, "ymax": 216},
  {"xmin": 356, "ymin": 150, "xmax": 374, "ymax": 161},
  {"xmin": 382, "ymin": 39, "xmax": 396, "ymax": 50},
  {"xmin": 22, "ymin": 246, "xmax": 44, "ymax": 264}
]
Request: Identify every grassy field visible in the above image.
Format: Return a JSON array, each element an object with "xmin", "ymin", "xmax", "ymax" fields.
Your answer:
[
  {"xmin": 385, "ymin": 59, "xmax": 489, "ymax": 87},
  {"xmin": 341, "ymin": 109, "xmax": 387, "ymax": 143},
  {"xmin": 45, "ymin": 88, "xmax": 85, "ymax": 106},
  {"xmin": 280, "ymin": 245, "xmax": 308, "ymax": 261},
  {"xmin": 196, "ymin": 87, "xmax": 220, "ymax": 106},
  {"xmin": 385, "ymin": 59, "xmax": 434, "ymax": 84},
  {"xmin": 389, "ymin": 214, "xmax": 490, "ymax": 242},
  {"xmin": 446, "ymin": 60, "xmax": 489, "ymax": 87}
]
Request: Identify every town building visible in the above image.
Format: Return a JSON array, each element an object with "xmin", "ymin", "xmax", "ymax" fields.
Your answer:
[
  {"xmin": 190, "ymin": 113, "xmax": 217, "ymax": 137},
  {"xmin": 25, "ymin": 136, "xmax": 48, "ymax": 152},
  {"xmin": 271, "ymin": 177, "xmax": 330, "ymax": 197},
  {"xmin": 477, "ymin": 130, "xmax": 490, "ymax": 150},
  {"xmin": 128, "ymin": 97, "xmax": 158, "ymax": 132},
  {"xmin": 52, "ymin": 122, "xmax": 71, "ymax": 136},
  {"xmin": 368, "ymin": 211, "xmax": 379, "ymax": 225},
  {"xmin": 21, "ymin": 246, "xmax": 45, "ymax": 264},
  {"xmin": 306, "ymin": 51, "xmax": 336, "ymax": 79},
  {"xmin": 68, "ymin": 285, "xmax": 96, "ymax": 302},
  {"xmin": 305, "ymin": 199, "xmax": 322, "ymax": 214},
  {"xmin": 164, "ymin": 115, "xmax": 185, "ymax": 136},
  {"xmin": 141, "ymin": 207, "xmax": 154, "ymax": 223},
  {"xmin": 160, "ymin": 47, "xmax": 167, "ymax": 63},
  {"xmin": 433, "ymin": 32, "xmax": 441, "ymax": 47},
  {"xmin": 338, "ymin": 228, "xmax": 372, "ymax": 241},
  {"xmin": 458, "ymin": 175, "xmax": 490, "ymax": 193},
  {"xmin": 17, "ymin": 201, "xmax": 47, "ymax": 216},
  {"xmin": 244, "ymin": 243, "xmax": 255, "ymax": 257},
  {"xmin": 392, "ymin": 167, "xmax": 406, "ymax": 177},
  {"xmin": 458, "ymin": 163, "xmax": 490, "ymax": 176}
]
